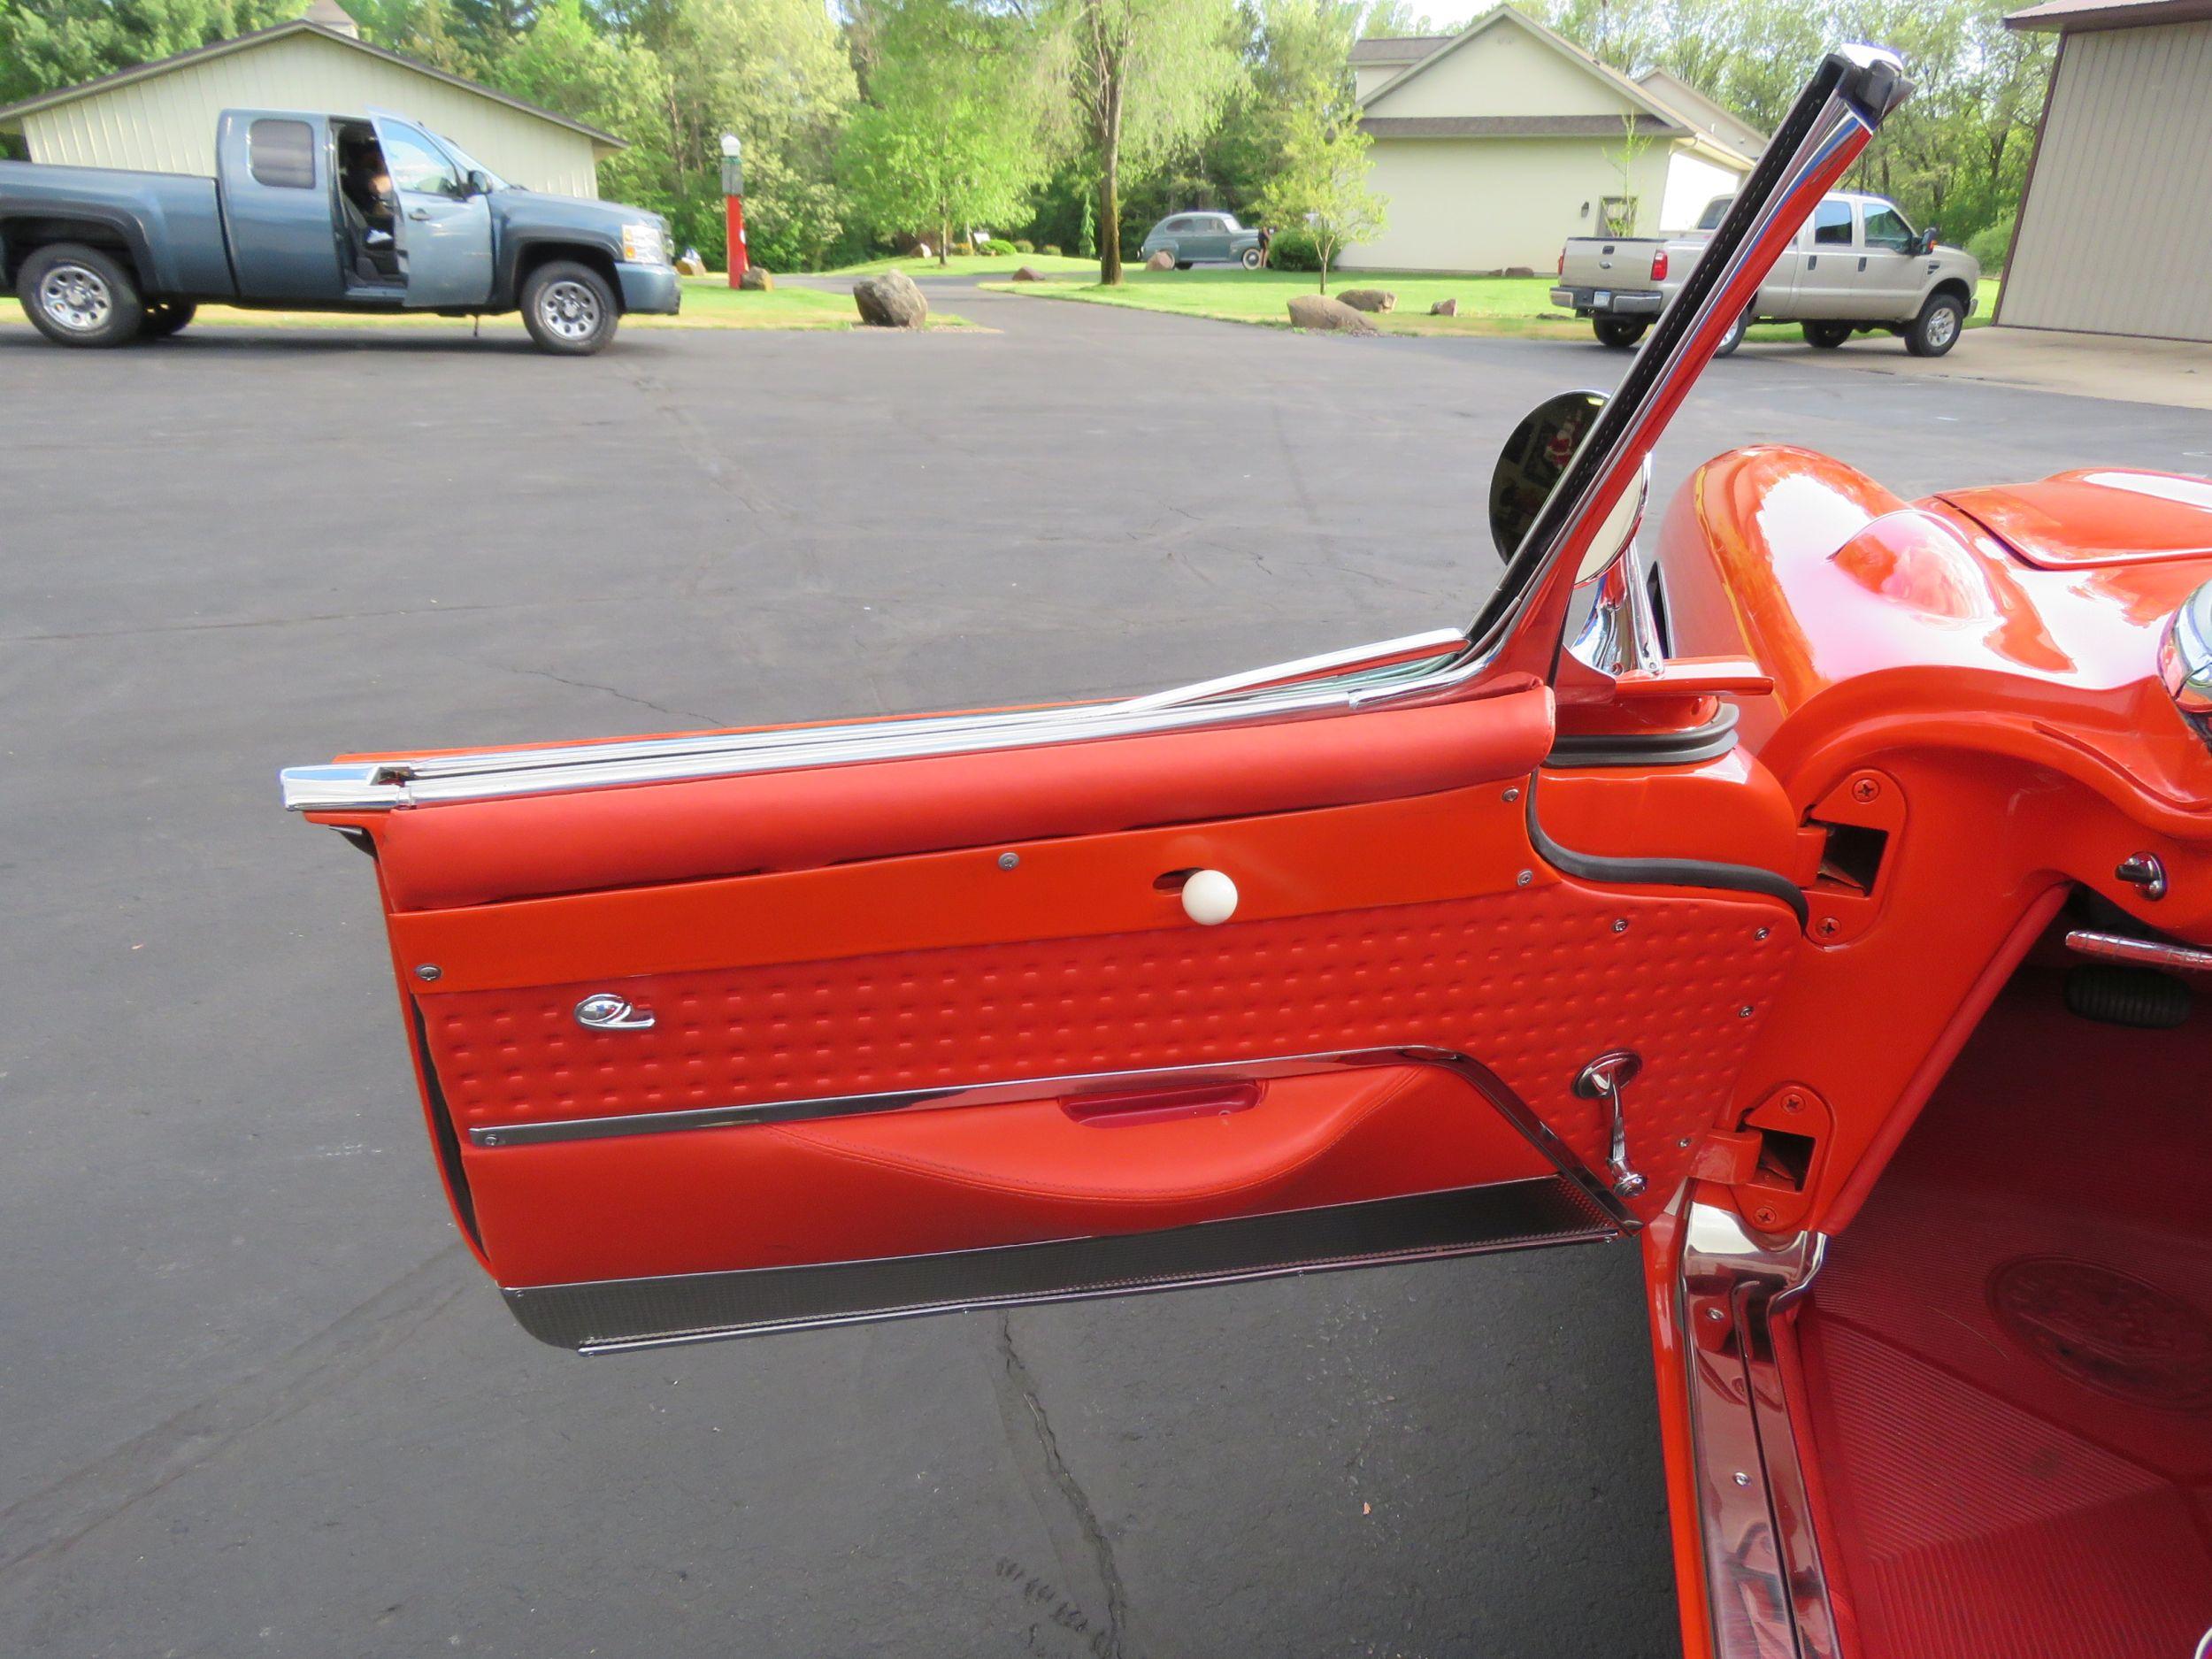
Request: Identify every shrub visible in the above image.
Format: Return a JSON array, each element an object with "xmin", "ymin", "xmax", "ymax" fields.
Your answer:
[
  {"xmin": 950, "ymin": 241, "xmax": 974, "ymax": 257},
  {"xmin": 1266, "ymin": 227, "xmax": 1322, "ymax": 272},
  {"xmin": 1963, "ymin": 215, "xmax": 2014, "ymax": 274},
  {"xmin": 1041, "ymin": 244, "xmax": 1062, "ymax": 257},
  {"xmin": 980, "ymin": 238, "xmax": 1018, "ymax": 256},
  {"xmin": 1012, "ymin": 238, "xmax": 1033, "ymax": 253}
]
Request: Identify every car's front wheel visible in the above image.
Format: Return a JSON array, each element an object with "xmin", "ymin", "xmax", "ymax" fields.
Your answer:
[
  {"xmin": 1594, "ymin": 316, "xmax": 1647, "ymax": 349},
  {"xmin": 1801, "ymin": 320, "xmax": 1852, "ymax": 349},
  {"xmin": 1240, "ymin": 246, "xmax": 1263, "ymax": 270},
  {"xmin": 1905, "ymin": 292, "xmax": 1964, "ymax": 357},
  {"xmin": 522, "ymin": 261, "xmax": 619, "ymax": 356},
  {"xmin": 139, "ymin": 300, "xmax": 197, "ymax": 340},
  {"xmin": 19, "ymin": 242, "xmax": 144, "ymax": 348}
]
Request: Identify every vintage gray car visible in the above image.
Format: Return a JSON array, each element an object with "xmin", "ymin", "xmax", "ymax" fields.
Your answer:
[
  {"xmin": 0, "ymin": 106, "xmax": 680, "ymax": 354},
  {"xmin": 1139, "ymin": 211, "xmax": 1265, "ymax": 269}
]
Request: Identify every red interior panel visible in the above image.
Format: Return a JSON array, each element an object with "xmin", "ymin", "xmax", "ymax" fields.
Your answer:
[
  {"xmin": 427, "ymin": 872, "xmax": 1797, "ymax": 1285},
  {"xmin": 1791, "ymin": 966, "xmax": 2212, "ymax": 1659},
  {"xmin": 365, "ymin": 687, "xmax": 1553, "ymax": 910}
]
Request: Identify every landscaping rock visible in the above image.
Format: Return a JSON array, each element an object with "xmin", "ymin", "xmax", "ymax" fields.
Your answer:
[
  {"xmin": 1336, "ymin": 288, "xmax": 1396, "ymax": 313},
  {"xmin": 1145, "ymin": 249, "xmax": 1175, "ymax": 271},
  {"xmin": 1429, "ymin": 297, "xmax": 1458, "ymax": 316},
  {"xmin": 1012, "ymin": 265, "xmax": 1045, "ymax": 282},
  {"xmin": 1286, "ymin": 294, "xmax": 1378, "ymax": 335},
  {"xmin": 1502, "ymin": 265, "xmax": 1536, "ymax": 279},
  {"xmin": 674, "ymin": 250, "xmax": 707, "ymax": 276},
  {"xmin": 852, "ymin": 269, "xmax": 928, "ymax": 328},
  {"xmin": 738, "ymin": 266, "xmax": 774, "ymax": 291}
]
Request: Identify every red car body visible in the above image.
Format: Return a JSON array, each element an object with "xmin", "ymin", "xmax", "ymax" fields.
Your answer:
[{"xmin": 283, "ymin": 48, "xmax": 2212, "ymax": 1659}]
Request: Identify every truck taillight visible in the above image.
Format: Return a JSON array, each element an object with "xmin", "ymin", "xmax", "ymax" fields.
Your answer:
[
  {"xmin": 1557, "ymin": 248, "xmax": 1566, "ymax": 277},
  {"xmin": 1650, "ymin": 248, "xmax": 1670, "ymax": 281}
]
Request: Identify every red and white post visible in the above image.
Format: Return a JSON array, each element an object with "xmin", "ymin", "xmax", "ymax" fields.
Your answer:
[{"xmin": 719, "ymin": 134, "xmax": 749, "ymax": 287}]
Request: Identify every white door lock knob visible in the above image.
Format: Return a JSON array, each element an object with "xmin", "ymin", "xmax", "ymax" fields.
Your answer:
[{"xmin": 1180, "ymin": 869, "xmax": 1239, "ymax": 926}]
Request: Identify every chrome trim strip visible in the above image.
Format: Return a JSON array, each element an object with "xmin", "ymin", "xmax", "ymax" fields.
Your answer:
[
  {"xmin": 2064, "ymin": 927, "xmax": 2212, "ymax": 974},
  {"xmin": 1678, "ymin": 1201, "xmax": 1839, "ymax": 1659},
  {"xmin": 501, "ymin": 1175, "xmax": 1618, "ymax": 1354},
  {"xmin": 465, "ymin": 1045, "xmax": 1644, "ymax": 1232}
]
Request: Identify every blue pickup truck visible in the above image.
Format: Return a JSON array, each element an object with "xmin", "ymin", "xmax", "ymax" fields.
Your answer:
[{"xmin": 0, "ymin": 107, "xmax": 679, "ymax": 354}]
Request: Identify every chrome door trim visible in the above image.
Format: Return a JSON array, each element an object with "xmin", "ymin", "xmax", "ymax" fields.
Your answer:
[
  {"xmin": 502, "ymin": 1175, "xmax": 1618, "ymax": 1354},
  {"xmin": 465, "ymin": 1044, "xmax": 1645, "ymax": 1232},
  {"xmin": 1678, "ymin": 1200, "xmax": 1840, "ymax": 1659}
]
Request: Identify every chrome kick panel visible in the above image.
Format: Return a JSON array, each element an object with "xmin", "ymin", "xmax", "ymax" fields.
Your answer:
[{"xmin": 505, "ymin": 1177, "xmax": 1617, "ymax": 1354}]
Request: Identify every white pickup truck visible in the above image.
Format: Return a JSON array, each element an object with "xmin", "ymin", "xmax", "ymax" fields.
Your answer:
[{"xmin": 1551, "ymin": 191, "xmax": 1981, "ymax": 357}]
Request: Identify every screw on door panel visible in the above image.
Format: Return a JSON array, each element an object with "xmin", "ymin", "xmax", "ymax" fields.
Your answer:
[
  {"xmin": 414, "ymin": 964, "xmax": 442, "ymax": 982},
  {"xmin": 1851, "ymin": 776, "xmax": 1881, "ymax": 803},
  {"xmin": 997, "ymin": 852, "xmax": 1019, "ymax": 870}
]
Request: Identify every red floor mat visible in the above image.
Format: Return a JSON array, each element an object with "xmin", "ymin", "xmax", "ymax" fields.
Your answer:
[{"xmin": 1793, "ymin": 967, "xmax": 2212, "ymax": 1659}]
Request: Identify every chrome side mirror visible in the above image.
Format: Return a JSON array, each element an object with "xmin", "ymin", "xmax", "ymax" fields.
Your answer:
[{"xmin": 1490, "ymin": 391, "xmax": 1604, "ymax": 563}]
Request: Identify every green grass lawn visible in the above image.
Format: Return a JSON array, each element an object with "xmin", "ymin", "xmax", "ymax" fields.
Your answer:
[
  {"xmin": 984, "ymin": 265, "xmax": 2004, "ymax": 342},
  {"xmin": 2, "ymin": 275, "xmax": 968, "ymax": 334},
  {"xmin": 821, "ymin": 250, "xmax": 1097, "ymax": 279}
]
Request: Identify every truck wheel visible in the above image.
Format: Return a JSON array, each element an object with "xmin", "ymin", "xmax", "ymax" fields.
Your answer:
[
  {"xmin": 139, "ymin": 301, "xmax": 197, "ymax": 340},
  {"xmin": 1905, "ymin": 293, "xmax": 1963, "ymax": 357},
  {"xmin": 1594, "ymin": 316, "xmax": 1647, "ymax": 349},
  {"xmin": 1711, "ymin": 309, "xmax": 1748, "ymax": 357},
  {"xmin": 19, "ymin": 242, "xmax": 143, "ymax": 348},
  {"xmin": 1801, "ymin": 321, "xmax": 1852, "ymax": 349},
  {"xmin": 522, "ymin": 261, "xmax": 619, "ymax": 356},
  {"xmin": 1240, "ymin": 246, "xmax": 1263, "ymax": 270}
]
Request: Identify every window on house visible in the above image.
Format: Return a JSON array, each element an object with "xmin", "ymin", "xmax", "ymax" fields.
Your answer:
[
  {"xmin": 248, "ymin": 119, "xmax": 317, "ymax": 189},
  {"xmin": 1598, "ymin": 196, "xmax": 1638, "ymax": 236}
]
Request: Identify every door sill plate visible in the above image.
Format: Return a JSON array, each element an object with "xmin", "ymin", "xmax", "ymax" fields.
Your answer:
[{"xmin": 505, "ymin": 1177, "xmax": 1617, "ymax": 1354}]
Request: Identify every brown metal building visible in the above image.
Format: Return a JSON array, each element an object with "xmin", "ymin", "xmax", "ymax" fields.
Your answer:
[{"xmin": 1999, "ymin": 0, "xmax": 2212, "ymax": 341}]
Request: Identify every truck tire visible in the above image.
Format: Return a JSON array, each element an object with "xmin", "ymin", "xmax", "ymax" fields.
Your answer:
[
  {"xmin": 1240, "ymin": 246, "xmax": 1263, "ymax": 269},
  {"xmin": 1594, "ymin": 316, "xmax": 1647, "ymax": 349},
  {"xmin": 1801, "ymin": 321, "xmax": 1852, "ymax": 349},
  {"xmin": 1905, "ymin": 292, "xmax": 1963, "ymax": 357},
  {"xmin": 139, "ymin": 301, "xmax": 197, "ymax": 340},
  {"xmin": 19, "ymin": 242, "xmax": 144, "ymax": 348},
  {"xmin": 1711, "ymin": 309, "xmax": 1748, "ymax": 357},
  {"xmin": 522, "ymin": 260, "xmax": 619, "ymax": 356}
]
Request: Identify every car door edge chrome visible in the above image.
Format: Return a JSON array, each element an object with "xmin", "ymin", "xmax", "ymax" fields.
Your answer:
[
  {"xmin": 502, "ymin": 1175, "xmax": 1619, "ymax": 1354},
  {"xmin": 1678, "ymin": 1200, "xmax": 1840, "ymax": 1659},
  {"xmin": 465, "ymin": 1044, "xmax": 1644, "ymax": 1232}
]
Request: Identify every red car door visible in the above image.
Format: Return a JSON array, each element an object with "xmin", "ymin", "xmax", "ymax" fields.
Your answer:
[{"xmin": 286, "ymin": 647, "xmax": 1799, "ymax": 1353}]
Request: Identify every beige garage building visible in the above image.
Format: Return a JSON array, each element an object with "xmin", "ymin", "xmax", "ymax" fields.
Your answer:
[
  {"xmin": 0, "ymin": 1, "xmax": 624, "ymax": 199},
  {"xmin": 1998, "ymin": 0, "xmax": 2212, "ymax": 341},
  {"xmin": 1344, "ymin": 4, "xmax": 1764, "ymax": 274}
]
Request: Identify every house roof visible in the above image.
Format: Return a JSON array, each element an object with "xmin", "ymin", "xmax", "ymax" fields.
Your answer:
[
  {"xmin": 1632, "ymin": 67, "xmax": 1766, "ymax": 162},
  {"xmin": 1354, "ymin": 4, "xmax": 1764, "ymax": 166},
  {"xmin": 0, "ymin": 17, "xmax": 626, "ymax": 151},
  {"xmin": 2005, "ymin": 0, "xmax": 2212, "ymax": 27}
]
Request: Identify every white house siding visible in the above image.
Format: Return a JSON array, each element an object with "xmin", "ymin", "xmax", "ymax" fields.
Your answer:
[
  {"xmin": 1366, "ymin": 20, "xmax": 1643, "ymax": 119},
  {"xmin": 1999, "ymin": 19, "xmax": 2212, "ymax": 341},
  {"xmin": 1659, "ymin": 149, "xmax": 1741, "ymax": 231},
  {"xmin": 20, "ymin": 31, "xmax": 603, "ymax": 197},
  {"xmin": 1342, "ymin": 135, "xmax": 1676, "ymax": 272}
]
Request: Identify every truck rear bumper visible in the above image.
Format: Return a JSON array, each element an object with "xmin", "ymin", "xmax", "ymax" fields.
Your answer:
[
  {"xmin": 616, "ymin": 262, "xmax": 681, "ymax": 315},
  {"xmin": 1550, "ymin": 286, "xmax": 1664, "ymax": 317}
]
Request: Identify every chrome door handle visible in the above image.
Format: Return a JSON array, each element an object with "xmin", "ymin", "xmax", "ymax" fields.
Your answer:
[
  {"xmin": 575, "ymin": 993, "xmax": 656, "ymax": 1031},
  {"xmin": 1574, "ymin": 1049, "xmax": 1647, "ymax": 1196}
]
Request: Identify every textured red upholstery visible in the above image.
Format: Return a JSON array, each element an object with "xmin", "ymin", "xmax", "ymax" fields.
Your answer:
[{"xmin": 430, "ymin": 877, "xmax": 1799, "ymax": 1284}]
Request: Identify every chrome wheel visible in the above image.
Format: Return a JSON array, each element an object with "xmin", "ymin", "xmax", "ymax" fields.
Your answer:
[
  {"xmin": 38, "ymin": 263, "xmax": 112, "ymax": 335},
  {"xmin": 537, "ymin": 279, "xmax": 603, "ymax": 343},
  {"xmin": 1925, "ymin": 303, "xmax": 1959, "ymax": 350}
]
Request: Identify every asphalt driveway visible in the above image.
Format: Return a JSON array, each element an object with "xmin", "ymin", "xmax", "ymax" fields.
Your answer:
[{"xmin": 3, "ymin": 288, "xmax": 2206, "ymax": 1659}]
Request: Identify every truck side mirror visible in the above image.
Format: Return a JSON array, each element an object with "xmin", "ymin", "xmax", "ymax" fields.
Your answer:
[
  {"xmin": 466, "ymin": 169, "xmax": 492, "ymax": 199},
  {"xmin": 1920, "ymin": 226, "xmax": 1939, "ymax": 256}
]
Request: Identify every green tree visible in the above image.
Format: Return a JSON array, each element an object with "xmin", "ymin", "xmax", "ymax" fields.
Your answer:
[
  {"xmin": 840, "ymin": 0, "xmax": 1054, "ymax": 263},
  {"xmin": 487, "ymin": 0, "xmax": 671, "ymax": 205},
  {"xmin": 1252, "ymin": 74, "xmax": 1382, "ymax": 290},
  {"xmin": 0, "ymin": 0, "xmax": 294, "ymax": 104},
  {"xmin": 1044, "ymin": 0, "xmax": 1245, "ymax": 284}
]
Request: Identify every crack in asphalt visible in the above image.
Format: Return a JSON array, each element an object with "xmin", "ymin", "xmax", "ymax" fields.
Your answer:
[
  {"xmin": 991, "ymin": 1311, "xmax": 1129, "ymax": 1658},
  {"xmin": 486, "ymin": 662, "xmax": 726, "ymax": 728},
  {"xmin": 0, "ymin": 1242, "xmax": 470, "ymax": 1584}
]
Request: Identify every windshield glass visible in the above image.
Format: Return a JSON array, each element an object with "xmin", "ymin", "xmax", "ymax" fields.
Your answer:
[{"xmin": 434, "ymin": 134, "xmax": 510, "ymax": 191}]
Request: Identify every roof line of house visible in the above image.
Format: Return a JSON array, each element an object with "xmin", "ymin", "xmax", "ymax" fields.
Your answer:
[
  {"xmin": 0, "ymin": 18, "xmax": 626, "ymax": 150},
  {"xmin": 1356, "ymin": 4, "xmax": 1765, "ymax": 166}
]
